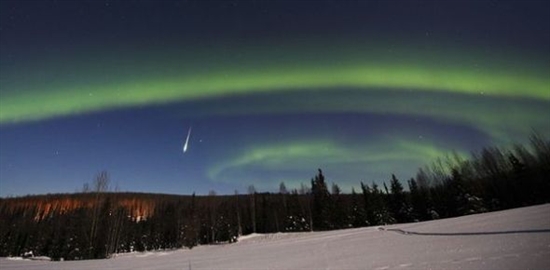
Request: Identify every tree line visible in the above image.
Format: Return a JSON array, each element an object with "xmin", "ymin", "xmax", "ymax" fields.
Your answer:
[{"xmin": 0, "ymin": 133, "xmax": 548, "ymax": 260}]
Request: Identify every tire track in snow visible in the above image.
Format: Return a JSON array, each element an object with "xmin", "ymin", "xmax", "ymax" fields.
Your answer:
[
  {"xmin": 376, "ymin": 226, "xmax": 549, "ymax": 269},
  {"xmin": 377, "ymin": 227, "xmax": 550, "ymax": 236}
]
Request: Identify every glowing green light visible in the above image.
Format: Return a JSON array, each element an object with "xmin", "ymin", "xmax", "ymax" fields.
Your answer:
[
  {"xmin": 208, "ymin": 139, "xmax": 460, "ymax": 185},
  {"xmin": 1, "ymin": 43, "xmax": 548, "ymax": 124}
]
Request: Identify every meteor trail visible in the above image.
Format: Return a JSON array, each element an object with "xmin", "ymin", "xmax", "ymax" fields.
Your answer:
[{"xmin": 183, "ymin": 127, "xmax": 192, "ymax": 153}]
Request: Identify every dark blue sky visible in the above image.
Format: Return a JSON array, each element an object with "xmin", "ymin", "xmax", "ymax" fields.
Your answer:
[{"xmin": 0, "ymin": 0, "xmax": 549, "ymax": 196}]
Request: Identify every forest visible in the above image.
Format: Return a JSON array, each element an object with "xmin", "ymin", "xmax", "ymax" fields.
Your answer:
[{"xmin": 0, "ymin": 133, "xmax": 548, "ymax": 261}]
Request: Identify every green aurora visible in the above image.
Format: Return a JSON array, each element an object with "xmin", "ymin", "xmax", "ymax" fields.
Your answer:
[
  {"xmin": 208, "ymin": 138, "xmax": 465, "ymax": 188},
  {"xmin": 1, "ymin": 43, "xmax": 548, "ymax": 125}
]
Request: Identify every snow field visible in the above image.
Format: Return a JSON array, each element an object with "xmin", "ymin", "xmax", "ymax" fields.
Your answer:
[{"xmin": 2, "ymin": 204, "xmax": 549, "ymax": 270}]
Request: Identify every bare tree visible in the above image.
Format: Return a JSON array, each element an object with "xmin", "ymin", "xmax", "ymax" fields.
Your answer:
[
  {"xmin": 234, "ymin": 190, "xmax": 242, "ymax": 236},
  {"xmin": 248, "ymin": 185, "xmax": 256, "ymax": 233},
  {"xmin": 88, "ymin": 171, "xmax": 110, "ymax": 258},
  {"xmin": 105, "ymin": 184, "xmax": 124, "ymax": 258},
  {"xmin": 208, "ymin": 190, "xmax": 217, "ymax": 243},
  {"xmin": 298, "ymin": 183, "xmax": 313, "ymax": 231}
]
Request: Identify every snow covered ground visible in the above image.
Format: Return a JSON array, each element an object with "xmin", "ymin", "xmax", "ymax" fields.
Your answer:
[{"xmin": 2, "ymin": 204, "xmax": 549, "ymax": 270}]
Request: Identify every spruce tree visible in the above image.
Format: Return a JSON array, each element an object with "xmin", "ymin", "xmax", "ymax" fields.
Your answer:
[
  {"xmin": 389, "ymin": 174, "xmax": 410, "ymax": 223},
  {"xmin": 311, "ymin": 169, "xmax": 331, "ymax": 230}
]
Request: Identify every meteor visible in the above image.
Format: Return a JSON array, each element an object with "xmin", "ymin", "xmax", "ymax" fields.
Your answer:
[{"xmin": 183, "ymin": 126, "xmax": 192, "ymax": 153}]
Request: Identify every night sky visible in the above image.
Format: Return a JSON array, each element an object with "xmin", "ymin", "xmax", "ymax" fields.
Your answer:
[{"xmin": 1, "ymin": 0, "xmax": 549, "ymax": 197}]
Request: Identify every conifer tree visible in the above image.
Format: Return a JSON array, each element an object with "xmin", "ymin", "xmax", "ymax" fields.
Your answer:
[
  {"xmin": 311, "ymin": 169, "xmax": 331, "ymax": 230},
  {"xmin": 350, "ymin": 187, "xmax": 367, "ymax": 227},
  {"xmin": 408, "ymin": 178, "xmax": 430, "ymax": 221},
  {"xmin": 389, "ymin": 174, "xmax": 410, "ymax": 222},
  {"xmin": 330, "ymin": 183, "xmax": 348, "ymax": 229}
]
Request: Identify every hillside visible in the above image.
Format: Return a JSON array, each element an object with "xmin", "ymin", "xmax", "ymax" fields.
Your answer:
[{"xmin": 2, "ymin": 204, "xmax": 549, "ymax": 270}]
